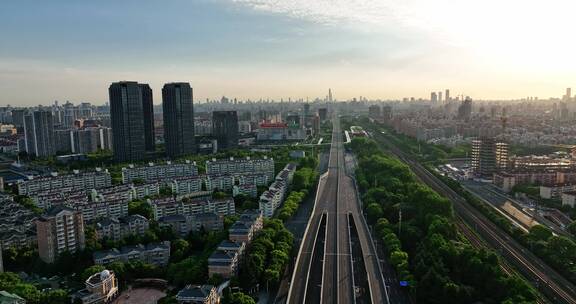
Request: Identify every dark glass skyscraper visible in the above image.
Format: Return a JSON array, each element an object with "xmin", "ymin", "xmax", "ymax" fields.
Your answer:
[
  {"xmin": 212, "ymin": 111, "xmax": 238, "ymax": 150},
  {"xmin": 162, "ymin": 82, "xmax": 195, "ymax": 158},
  {"xmin": 109, "ymin": 81, "xmax": 146, "ymax": 162},
  {"xmin": 140, "ymin": 84, "xmax": 155, "ymax": 152}
]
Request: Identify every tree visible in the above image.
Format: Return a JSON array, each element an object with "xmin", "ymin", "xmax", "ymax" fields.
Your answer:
[
  {"xmin": 349, "ymin": 134, "xmax": 537, "ymax": 303},
  {"xmin": 365, "ymin": 203, "xmax": 383, "ymax": 224},
  {"xmin": 12, "ymin": 284, "xmax": 41, "ymax": 303},
  {"xmin": 159, "ymin": 185, "xmax": 173, "ymax": 196},
  {"xmin": 528, "ymin": 225, "xmax": 553, "ymax": 242},
  {"xmin": 228, "ymin": 291, "xmax": 256, "ymax": 304},
  {"xmin": 13, "ymin": 195, "xmax": 42, "ymax": 214},
  {"xmin": 128, "ymin": 200, "xmax": 153, "ymax": 219},
  {"xmin": 0, "ymin": 272, "xmax": 70, "ymax": 304},
  {"xmin": 567, "ymin": 221, "xmax": 576, "ymax": 237},
  {"xmin": 208, "ymin": 274, "xmax": 224, "ymax": 286},
  {"xmin": 547, "ymin": 236, "xmax": 576, "ymax": 263},
  {"xmin": 84, "ymin": 225, "xmax": 102, "ymax": 252},
  {"xmin": 213, "ymin": 191, "xmax": 227, "ymax": 199},
  {"xmin": 41, "ymin": 289, "xmax": 69, "ymax": 304},
  {"xmin": 81, "ymin": 265, "xmax": 106, "ymax": 282},
  {"xmin": 171, "ymin": 239, "xmax": 190, "ymax": 262},
  {"xmin": 390, "ymin": 250, "xmax": 409, "ymax": 267}
]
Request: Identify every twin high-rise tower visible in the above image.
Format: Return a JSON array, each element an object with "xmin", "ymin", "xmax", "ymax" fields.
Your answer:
[
  {"xmin": 109, "ymin": 81, "xmax": 154, "ymax": 162},
  {"xmin": 109, "ymin": 81, "xmax": 195, "ymax": 162},
  {"xmin": 162, "ymin": 83, "xmax": 195, "ymax": 158}
]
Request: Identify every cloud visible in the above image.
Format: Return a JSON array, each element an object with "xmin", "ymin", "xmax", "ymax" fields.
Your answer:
[
  {"xmin": 232, "ymin": 0, "xmax": 397, "ymax": 28},
  {"xmin": 232, "ymin": 0, "xmax": 576, "ymax": 69}
]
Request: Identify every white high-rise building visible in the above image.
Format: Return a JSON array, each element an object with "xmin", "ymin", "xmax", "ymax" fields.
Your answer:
[{"xmin": 23, "ymin": 110, "xmax": 55, "ymax": 157}]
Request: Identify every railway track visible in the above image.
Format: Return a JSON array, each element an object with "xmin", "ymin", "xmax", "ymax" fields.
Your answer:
[{"xmin": 376, "ymin": 132, "xmax": 576, "ymax": 304}]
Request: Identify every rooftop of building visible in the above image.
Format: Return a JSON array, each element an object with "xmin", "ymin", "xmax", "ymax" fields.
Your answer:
[
  {"xmin": 194, "ymin": 212, "xmax": 220, "ymax": 221},
  {"xmin": 206, "ymin": 156, "xmax": 272, "ymax": 164},
  {"xmin": 93, "ymin": 241, "xmax": 170, "ymax": 260},
  {"xmin": 217, "ymin": 240, "xmax": 244, "ymax": 251},
  {"xmin": 208, "ymin": 250, "xmax": 236, "ymax": 261},
  {"xmin": 41, "ymin": 205, "xmax": 77, "ymax": 218},
  {"xmin": 87, "ymin": 270, "xmax": 115, "ymax": 286},
  {"xmin": 176, "ymin": 285, "xmax": 214, "ymax": 300},
  {"xmin": 158, "ymin": 214, "xmax": 187, "ymax": 223}
]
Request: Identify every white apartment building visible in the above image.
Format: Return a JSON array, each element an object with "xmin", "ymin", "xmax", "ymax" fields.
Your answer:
[
  {"xmin": 562, "ymin": 191, "xmax": 576, "ymax": 207},
  {"xmin": 540, "ymin": 184, "xmax": 576, "ymax": 199},
  {"xmin": 205, "ymin": 157, "xmax": 275, "ymax": 180},
  {"xmin": 205, "ymin": 174, "xmax": 234, "ymax": 192},
  {"xmin": 170, "ymin": 176, "xmax": 203, "ymax": 195},
  {"xmin": 150, "ymin": 197, "xmax": 235, "ymax": 220},
  {"xmin": 121, "ymin": 160, "xmax": 198, "ymax": 183},
  {"xmin": 17, "ymin": 168, "xmax": 111, "ymax": 195},
  {"xmin": 259, "ymin": 163, "xmax": 296, "ymax": 218},
  {"xmin": 93, "ymin": 241, "xmax": 171, "ymax": 266},
  {"xmin": 73, "ymin": 199, "xmax": 129, "ymax": 222},
  {"xmin": 95, "ymin": 214, "xmax": 150, "ymax": 241}
]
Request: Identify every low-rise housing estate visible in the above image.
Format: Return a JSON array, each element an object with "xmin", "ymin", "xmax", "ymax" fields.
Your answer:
[
  {"xmin": 93, "ymin": 241, "xmax": 171, "ymax": 266},
  {"xmin": 228, "ymin": 210, "xmax": 263, "ymax": 243},
  {"xmin": 121, "ymin": 160, "xmax": 198, "ymax": 184},
  {"xmin": 94, "ymin": 214, "xmax": 149, "ymax": 241},
  {"xmin": 151, "ymin": 197, "xmax": 235, "ymax": 220},
  {"xmin": 208, "ymin": 250, "xmax": 238, "ymax": 278},
  {"xmin": 259, "ymin": 163, "xmax": 296, "ymax": 218},
  {"xmin": 205, "ymin": 157, "xmax": 274, "ymax": 180},
  {"xmin": 17, "ymin": 169, "xmax": 111, "ymax": 195}
]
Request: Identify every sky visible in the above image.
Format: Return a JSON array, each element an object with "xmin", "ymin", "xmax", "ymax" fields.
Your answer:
[{"xmin": 1, "ymin": 0, "xmax": 576, "ymax": 105}]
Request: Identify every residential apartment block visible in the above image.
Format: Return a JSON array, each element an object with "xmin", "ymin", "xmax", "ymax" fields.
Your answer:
[
  {"xmin": 94, "ymin": 215, "xmax": 149, "ymax": 241},
  {"xmin": 540, "ymin": 184, "xmax": 576, "ymax": 199},
  {"xmin": 121, "ymin": 160, "xmax": 198, "ymax": 183},
  {"xmin": 259, "ymin": 163, "xmax": 296, "ymax": 218},
  {"xmin": 93, "ymin": 241, "xmax": 171, "ymax": 266},
  {"xmin": 561, "ymin": 191, "xmax": 576, "ymax": 207},
  {"xmin": 73, "ymin": 199, "xmax": 129, "ymax": 222},
  {"xmin": 233, "ymin": 183, "xmax": 258, "ymax": 198},
  {"xmin": 150, "ymin": 197, "xmax": 235, "ymax": 220},
  {"xmin": 471, "ymin": 137, "xmax": 509, "ymax": 177},
  {"xmin": 207, "ymin": 250, "xmax": 238, "ymax": 279},
  {"xmin": 228, "ymin": 210, "xmax": 263, "ymax": 243},
  {"xmin": 169, "ymin": 176, "xmax": 203, "ymax": 195},
  {"xmin": 158, "ymin": 212, "xmax": 223, "ymax": 236},
  {"xmin": 0, "ymin": 195, "xmax": 37, "ymax": 248},
  {"xmin": 36, "ymin": 206, "xmax": 85, "ymax": 263},
  {"xmin": 205, "ymin": 157, "xmax": 274, "ymax": 180},
  {"xmin": 176, "ymin": 285, "xmax": 219, "ymax": 304},
  {"xmin": 494, "ymin": 171, "xmax": 576, "ymax": 192},
  {"xmin": 208, "ymin": 240, "xmax": 246, "ymax": 279},
  {"xmin": 17, "ymin": 169, "xmax": 112, "ymax": 195}
]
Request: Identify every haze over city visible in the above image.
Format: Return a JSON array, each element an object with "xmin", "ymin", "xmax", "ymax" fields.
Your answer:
[{"xmin": 2, "ymin": 0, "xmax": 576, "ymax": 105}]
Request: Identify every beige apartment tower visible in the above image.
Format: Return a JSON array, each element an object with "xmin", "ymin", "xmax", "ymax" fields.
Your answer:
[
  {"xmin": 471, "ymin": 137, "xmax": 509, "ymax": 178},
  {"xmin": 36, "ymin": 206, "xmax": 85, "ymax": 263}
]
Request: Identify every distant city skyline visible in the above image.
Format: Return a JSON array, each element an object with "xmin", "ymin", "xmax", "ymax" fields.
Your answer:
[{"xmin": 2, "ymin": 0, "xmax": 576, "ymax": 105}]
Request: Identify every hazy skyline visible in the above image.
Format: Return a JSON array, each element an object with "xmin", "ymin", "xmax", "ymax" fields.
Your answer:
[{"xmin": 2, "ymin": 0, "xmax": 576, "ymax": 105}]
